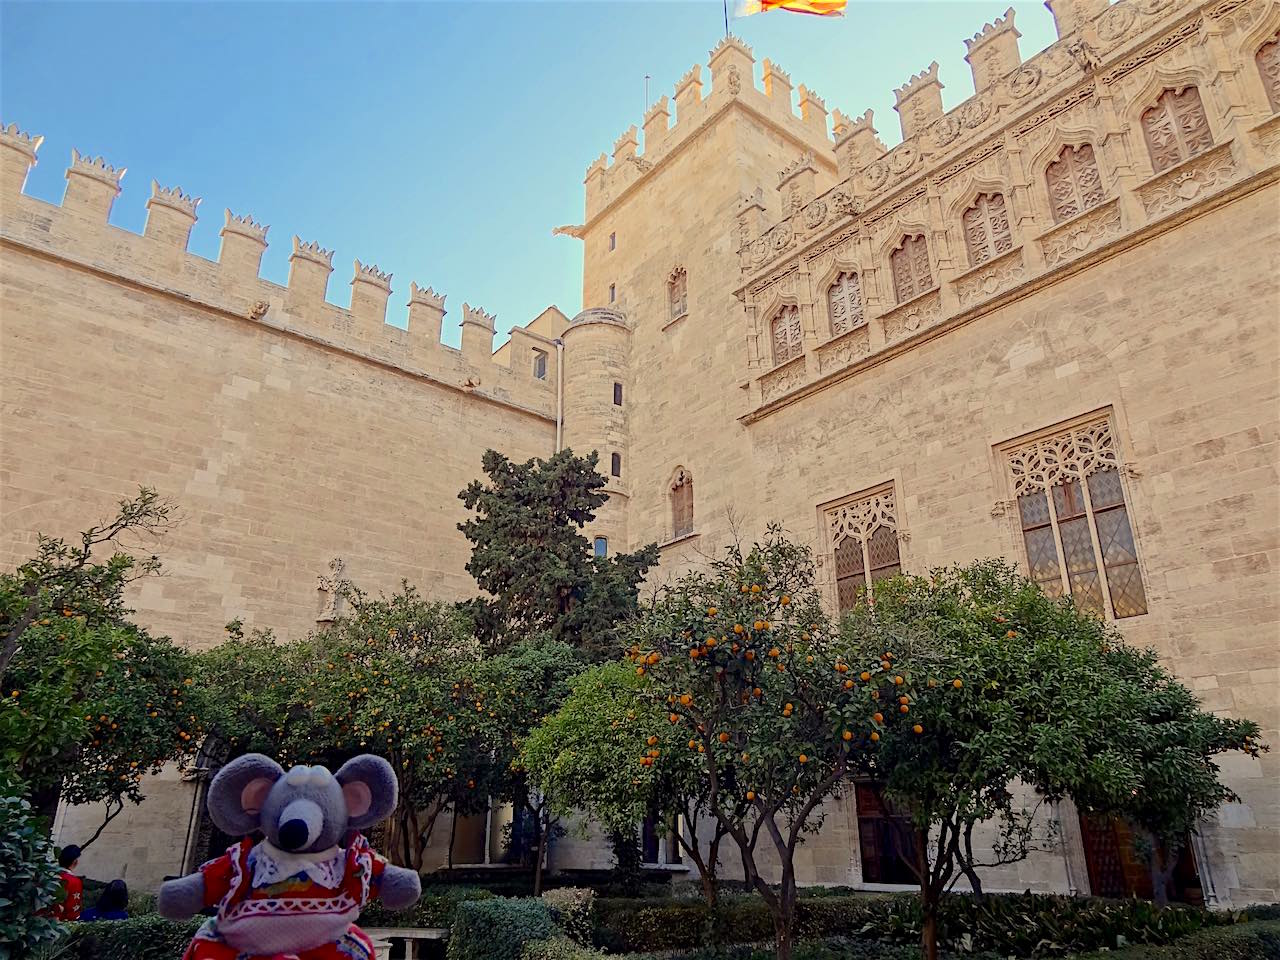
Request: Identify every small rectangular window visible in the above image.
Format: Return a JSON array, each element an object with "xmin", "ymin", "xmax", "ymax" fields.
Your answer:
[
  {"xmin": 609, "ymin": 232, "xmax": 616, "ymax": 251},
  {"xmin": 532, "ymin": 349, "xmax": 548, "ymax": 381},
  {"xmin": 613, "ymin": 382, "xmax": 623, "ymax": 406},
  {"xmin": 608, "ymin": 284, "xmax": 616, "ymax": 303},
  {"xmin": 610, "ymin": 452, "xmax": 622, "ymax": 477},
  {"xmin": 593, "ymin": 536, "xmax": 608, "ymax": 557}
]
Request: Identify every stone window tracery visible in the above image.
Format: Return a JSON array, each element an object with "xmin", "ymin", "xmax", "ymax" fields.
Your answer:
[
  {"xmin": 890, "ymin": 234, "xmax": 932, "ymax": 304},
  {"xmin": 1258, "ymin": 34, "xmax": 1280, "ymax": 112},
  {"xmin": 1006, "ymin": 418, "xmax": 1148, "ymax": 619},
  {"xmin": 770, "ymin": 304, "xmax": 803, "ymax": 366},
  {"xmin": 827, "ymin": 271, "xmax": 865, "ymax": 337},
  {"xmin": 670, "ymin": 467, "xmax": 694, "ymax": 539},
  {"xmin": 1046, "ymin": 144, "xmax": 1106, "ymax": 222},
  {"xmin": 1141, "ymin": 87, "xmax": 1214, "ymax": 174},
  {"xmin": 962, "ymin": 193, "xmax": 1014, "ymax": 267},
  {"xmin": 827, "ymin": 485, "xmax": 900, "ymax": 611},
  {"xmin": 668, "ymin": 267, "xmax": 688, "ymax": 321}
]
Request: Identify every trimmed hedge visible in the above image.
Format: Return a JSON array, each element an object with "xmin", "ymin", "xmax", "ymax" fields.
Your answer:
[
  {"xmin": 448, "ymin": 897, "xmax": 554, "ymax": 960},
  {"xmin": 541, "ymin": 887, "xmax": 595, "ymax": 946},
  {"xmin": 359, "ymin": 882, "xmax": 496, "ymax": 928},
  {"xmin": 1068, "ymin": 920, "xmax": 1280, "ymax": 959},
  {"xmin": 522, "ymin": 935, "xmax": 608, "ymax": 960},
  {"xmin": 594, "ymin": 892, "xmax": 1229, "ymax": 957},
  {"xmin": 41, "ymin": 914, "xmax": 205, "ymax": 960},
  {"xmin": 624, "ymin": 938, "xmax": 1003, "ymax": 960}
]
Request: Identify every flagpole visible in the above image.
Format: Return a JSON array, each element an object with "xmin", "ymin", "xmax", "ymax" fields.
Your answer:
[{"xmin": 724, "ymin": 0, "xmax": 730, "ymax": 36}]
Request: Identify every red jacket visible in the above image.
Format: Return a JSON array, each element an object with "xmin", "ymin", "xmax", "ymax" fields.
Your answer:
[{"xmin": 52, "ymin": 870, "xmax": 83, "ymax": 921}]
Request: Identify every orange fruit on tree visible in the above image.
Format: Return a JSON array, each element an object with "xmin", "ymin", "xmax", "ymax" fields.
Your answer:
[
  {"xmin": 680, "ymin": 693, "xmax": 692, "ymax": 706},
  {"xmin": 873, "ymin": 712, "xmax": 884, "ymax": 724},
  {"xmin": 734, "ymin": 624, "xmax": 745, "ymax": 634},
  {"xmin": 844, "ymin": 679, "xmax": 854, "ymax": 690},
  {"xmin": 718, "ymin": 731, "xmax": 730, "ymax": 743},
  {"xmin": 953, "ymin": 679, "xmax": 963, "ymax": 689},
  {"xmin": 798, "ymin": 754, "xmax": 808, "ymax": 763},
  {"xmin": 707, "ymin": 607, "xmax": 718, "ymax": 617},
  {"xmin": 751, "ymin": 584, "xmax": 762, "ymax": 594},
  {"xmin": 899, "ymin": 696, "xmax": 909, "ymax": 705},
  {"xmin": 870, "ymin": 731, "xmax": 880, "ymax": 742},
  {"xmin": 860, "ymin": 671, "xmax": 871, "ymax": 681},
  {"xmin": 894, "ymin": 676, "xmax": 904, "ymax": 685},
  {"xmin": 842, "ymin": 730, "xmax": 853, "ymax": 741},
  {"xmin": 780, "ymin": 595, "xmax": 791, "ymax": 605},
  {"xmin": 913, "ymin": 724, "xmax": 923, "ymax": 734},
  {"xmin": 746, "ymin": 790, "xmax": 756, "ymax": 801},
  {"xmin": 900, "ymin": 704, "xmax": 909, "ymax": 713}
]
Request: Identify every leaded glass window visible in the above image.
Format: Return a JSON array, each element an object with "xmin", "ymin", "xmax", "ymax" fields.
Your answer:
[
  {"xmin": 1007, "ymin": 419, "xmax": 1148, "ymax": 620},
  {"xmin": 827, "ymin": 271, "xmax": 865, "ymax": 337},
  {"xmin": 771, "ymin": 305, "xmax": 803, "ymax": 365},
  {"xmin": 962, "ymin": 193, "xmax": 1014, "ymax": 267},
  {"xmin": 668, "ymin": 268, "xmax": 688, "ymax": 321},
  {"xmin": 1046, "ymin": 144, "xmax": 1106, "ymax": 222},
  {"xmin": 671, "ymin": 467, "xmax": 694, "ymax": 539},
  {"xmin": 827, "ymin": 486, "xmax": 900, "ymax": 610},
  {"xmin": 890, "ymin": 234, "xmax": 932, "ymax": 304},
  {"xmin": 1141, "ymin": 87, "xmax": 1214, "ymax": 174}
]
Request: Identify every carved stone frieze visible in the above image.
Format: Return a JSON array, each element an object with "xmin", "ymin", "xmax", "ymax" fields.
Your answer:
[
  {"xmin": 955, "ymin": 247, "xmax": 1027, "ymax": 307},
  {"xmin": 1100, "ymin": 16, "xmax": 1202, "ymax": 84},
  {"xmin": 931, "ymin": 115, "xmax": 962, "ymax": 147},
  {"xmin": 1097, "ymin": 2, "xmax": 1138, "ymax": 41},
  {"xmin": 1038, "ymin": 197, "xmax": 1123, "ymax": 266},
  {"xmin": 890, "ymin": 143, "xmax": 920, "ymax": 175},
  {"xmin": 802, "ymin": 199, "xmax": 828, "ymax": 231},
  {"xmin": 931, "ymin": 138, "xmax": 1006, "ymax": 187},
  {"xmin": 864, "ymin": 162, "xmax": 890, "ymax": 191},
  {"xmin": 750, "ymin": 264, "xmax": 800, "ymax": 299},
  {"xmin": 959, "ymin": 96, "xmax": 993, "ymax": 129},
  {"xmin": 880, "ymin": 289, "xmax": 943, "ymax": 342},
  {"xmin": 1251, "ymin": 115, "xmax": 1280, "ymax": 163},
  {"xmin": 1137, "ymin": 142, "xmax": 1239, "ymax": 217},
  {"xmin": 817, "ymin": 325, "xmax": 871, "ymax": 372},
  {"xmin": 760, "ymin": 356, "xmax": 807, "ymax": 402},
  {"xmin": 1009, "ymin": 64, "xmax": 1044, "ymax": 99}
]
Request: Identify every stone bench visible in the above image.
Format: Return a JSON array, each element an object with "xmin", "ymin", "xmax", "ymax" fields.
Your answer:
[{"xmin": 366, "ymin": 926, "xmax": 448, "ymax": 959}]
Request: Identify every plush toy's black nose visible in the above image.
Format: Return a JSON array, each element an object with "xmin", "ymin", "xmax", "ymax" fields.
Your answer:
[{"xmin": 278, "ymin": 818, "xmax": 309, "ymax": 851}]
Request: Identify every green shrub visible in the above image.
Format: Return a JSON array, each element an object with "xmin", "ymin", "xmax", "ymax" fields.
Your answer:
[
  {"xmin": 124, "ymin": 889, "xmax": 157, "ymax": 917},
  {"xmin": 1, "ymin": 782, "xmax": 65, "ymax": 955},
  {"xmin": 39, "ymin": 914, "xmax": 206, "ymax": 960},
  {"xmin": 359, "ymin": 883, "xmax": 496, "ymax": 929},
  {"xmin": 594, "ymin": 891, "xmax": 1230, "ymax": 957},
  {"xmin": 448, "ymin": 898, "xmax": 553, "ymax": 960},
  {"xmin": 1068, "ymin": 920, "xmax": 1280, "ymax": 959},
  {"xmin": 521, "ymin": 934, "xmax": 608, "ymax": 960},
  {"xmin": 541, "ymin": 887, "xmax": 595, "ymax": 945},
  {"xmin": 625, "ymin": 937, "xmax": 1002, "ymax": 960}
]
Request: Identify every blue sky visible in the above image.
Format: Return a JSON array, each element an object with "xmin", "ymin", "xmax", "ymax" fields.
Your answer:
[{"xmin": 2, "ymin": 0, "xmax": 1057, "ymax": 345}]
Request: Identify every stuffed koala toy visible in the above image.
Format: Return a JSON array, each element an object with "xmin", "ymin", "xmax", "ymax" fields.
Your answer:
[{"xmin": 159, "ymin": 753, "xmax": 420, "ymax": 960}]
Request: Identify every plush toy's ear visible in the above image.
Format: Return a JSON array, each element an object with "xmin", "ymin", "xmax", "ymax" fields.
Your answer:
[
  {"xmin": 335, "ymin": 754, "xmax": 398, "ymax": 830},
  {"xmin": 207, "ymin": 754, "xmax": 284, "ymax": 837}
]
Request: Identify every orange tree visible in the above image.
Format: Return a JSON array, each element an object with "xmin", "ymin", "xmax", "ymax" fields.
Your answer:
[{"xmin": 624, "ymin": 527, "xmax": 952, "ymax": 960}]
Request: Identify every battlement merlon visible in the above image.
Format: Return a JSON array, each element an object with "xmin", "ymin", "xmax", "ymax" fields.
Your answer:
[
  {"xmin": 408, "ymin": 282, "xmax": 447, "ymax": 343},
  {"xmin": 965, "ymin": 8, "xmax": 1022, "ymax": 91},
  {"xmin": 708, "ymin": 34, "xmax": 754, "ymax": 96},
  {"xmin": 797, "ymin": 86, "xmax": 828, "ymax": 135},
  {"xmin": 218, "ymin": 210, "xmax": 269, "ymax": 280},
  {"xmin": 145, "ymin": 181, "xmax": 201, "ymax": 250},
  {"xmin": 64, "ymin": 148, "xmax": 126, "ymax": 221},
  {"xmin": 350, "ymin": 260, "xmax": 394, "ymax": 325},
  {"xmin": 461, "ymin": 303, "xmax": 497, "ymax": 366},
  {"xmin": 674, "ymin": 64, "xmax": 704, "ymax": 118},
  {"xmin": 893, "ymin": 62, "xmax": 944, "ymax": 141},
  {"xmin": 0, "ymin": 122, "xmax": 43, "ymax": 196},
  {"xmin": 613, "ymin": 126, "xmax": 639, "ymax": 164},
  {"xmin": 762, "ymin": 60, "xmax": 794, "ymax": 115},
  {"xmin": 288, "ymin": 235, "xmax": 335, "ymax": 303},
  {"xmin": 832, "ymin": 108, "xmax": 886, "ymax": 179},
  {"xmin": 644, "ymin": 97, "xmax": 671, "ymax": 153},
  {"xmin": 1044, "ymin": 0, "xmax": 1109, "ymax": 38},
  {"xmin": 777, "ymin": 152, "xmax": 818, "ymax": 210}
]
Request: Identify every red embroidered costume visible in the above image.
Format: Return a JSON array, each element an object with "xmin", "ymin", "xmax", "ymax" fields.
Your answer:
[{"xmin": 181, "ymin": 833, "xmax": 387, "ymax": 960}]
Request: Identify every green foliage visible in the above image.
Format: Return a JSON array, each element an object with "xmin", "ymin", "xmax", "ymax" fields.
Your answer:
[
  {"xmin": 625, "ymin": 939, "xmax": 996, "ymax": 960},
  {"xmin": 540, "ymin": 887, "xmax": 596, "ymax": 945},
  {"xmin": 458, "ymin": 449, "xmax": 658, "ymax": 658},
  {"xmin": 0, "ymin": 489, "xmax": 199, "ymax": 828},
  {"xmin": 357, "ymin": 883, "xmax": 496, "ymax": 928},
  {"xmin": 1067, "ymin": 920, "xmax": 1280, "ymax": 960},
  {"xmin": 448, "ymin": 897, "xmax": 554, "ymax": 960},
  {"xmin": 0, "ymin": 780, "xmax": 63, "ymax": 955},
  {"xmin": 522, "ymin": 935, "xmax": 609, "ymax": 960},
  {"xmin": 37, "ymin": 914, "xmax": 206, "ymax": 960},
  {"xmin": 592, "ymin": 892, "xmax": 1229, "ymax": 957}
]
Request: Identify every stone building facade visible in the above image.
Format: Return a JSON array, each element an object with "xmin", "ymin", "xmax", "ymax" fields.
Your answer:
[{"xmin": 2, "ymin": 0, "xmax": 1278, "ymax": 904}]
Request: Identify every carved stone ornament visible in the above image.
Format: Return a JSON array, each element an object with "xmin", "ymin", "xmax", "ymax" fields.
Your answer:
[
  {"xmin": 817, "ymin": 325, "xmax": 871, "ymax": 372},
  {"xmin": 960, "ymin": 96, "xmax": 993, "ymax": 129},
  {"xmin": 1097, "ymin": 3, "xmax": 1138, "ymax": 41},
  {"xmin": 1067, "ymin": 39, "xmax": 1103, "ymax": 72},
  {"xmin": 956, "ymin": 248, "xmax": 1026, "ymax": 307},
  {"xmin": 249, "ymin": 300, "xmax": 269, "ymax": 320},
  {"xmin": 1009, "ymin": 64, "xmax": 1043, "ymax": 98},
  {"xmin": 316, "ymin": 557, "xmax": 349, "ymax": 623},
  {"xmin": 1039, "ymin": 199, "xmax": 1123, "ymax": 266},
  {"xmin": 771, "ymin": 221, "xmax": 795, "ymax": 251},
  {"xmin": 803, "ymin": 199, "xmax": 828, "ymax": 230},
  {"xmin": 890, "ymin": 143, "xmax": 920, "ymax": 174},
  {"xmin": 728, "ymin": 64, "xmax": 742, "ymax": 95},
  {"xmin": 1136, "ymin": 0, "xmax": 1173, "ymax": 15},
  {"xmin": 827, "ymin": 487, "xmax": 896, "ymax": 546},
  {"xmin": 865, "ymin": 162, "xmax": 890, "ymax": 190},
  {"xmin": 1138, "ymin": 145, "xmax": 1238, "ymax": 217},
  {"xmin": 760, "ymin": 358, "xmax": 807, "ymax": 402},
  {"xmin": 1007, "ymin": 418, "xmax": 1118, "ymax": 495},
  {"xmin": 931, "ymin": 115, "xmax": 962, "ymax": 147}
]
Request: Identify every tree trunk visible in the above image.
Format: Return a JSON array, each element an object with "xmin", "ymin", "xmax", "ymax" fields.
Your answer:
[
  {"xmin": 770, "ymin": 866, "xmax": 797, "ymax": 960},
  {"xmin": 918, "ymin": 827, "xmax": 940, "ymax": 960},
  {"xmin": 533, "ymin": 838, "xmax": 546, "ymax": 896},
  {"xmin": 1150, "ymin": 838, "xmax": 1176, "ymax": 908}
]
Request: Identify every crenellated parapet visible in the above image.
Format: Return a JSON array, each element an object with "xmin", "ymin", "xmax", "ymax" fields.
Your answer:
[
  {"xmin": 0, "ymin": 130, "xmax": 561, "ymax": 419},
  {"xmin": 733, "ymin": 0, "xmax": 1280, "ymax": 417},
  {"xmin": 582, "ymin": 37, "xmax": 845, "ymax": 222}
]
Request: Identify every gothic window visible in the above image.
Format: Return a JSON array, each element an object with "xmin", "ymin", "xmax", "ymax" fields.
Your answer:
[
  {"xmin": 1006, "ymin": 418, "xmax": 1148, "ymax": 619},
  {"xmin": 611, "ymin": 452, "xmax": 622, "ymax": 478},
  {"xmin": 827, "ymin": 271, "xmax": 865, "ymax": 337},
  {"xmin": 532, "ymin": 348, "xmax": 548, "ymax": 381},
  {"xmin": 890, "ymin": 234, "xmax": 932, "ymax": 304},
  {"xmin": 668, "ymin": 268, "xmax": 688, "ymax": 321},
  {"xmin": 962, "ymin": 193, "xmax": 1014, "ymax": 267},
  {"xmin": 1258, "ymin": 34, "xmax": 1280, "ymax": 112},
  {"xmin": 1141, "ymin": 87, "xmax": 1214, "ymax": 174},
  {"xmin": 770, "ymin": 305, "xmax": 803, "ymax": 365},
  {"xmin": 613, "ymin": 382, "xmax": 623, "ymax": 406},
  {"xmin": 1046, "ymin": 144, "xmax": 1106, "ymax": 222},
  {"xmin": 593, "ymin": 536, "xmax": 608, "ymax": 558},
  {"xmin": 827, "ymin": 485, "xmax": 900, "ymax": 611},
  {"xmin": 671, "ymin": 467, "xmax": 694, "ymax": 539}
]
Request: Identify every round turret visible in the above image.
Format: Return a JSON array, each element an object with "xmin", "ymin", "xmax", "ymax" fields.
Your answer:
[{"xmin": 560, "ymin": 307, "xmax": 631, "ymax": 557}]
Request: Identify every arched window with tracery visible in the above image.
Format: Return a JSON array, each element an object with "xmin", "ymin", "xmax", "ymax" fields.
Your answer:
[
  {"xmin": 1141, "ymin": 87, "xmax": 1213, "ymax": 174},
  {"xmin": 827, "ymin": 271, "xmax": 864, "ymax": 337},
  {"xmin": 770, "ymin": 305, "xmax": 803, "ymax": 365},
  {"xmin": 668, "ymin": 267, "xmax": 688, "ymax": 321},
  {"xmin": 889, "ymin": 234, "xmax": 931, "ymax": 304},
  {"xmin": 962, "ymin": 193, "xmax": 1014, "ymax": 267},
  {"xmin": 1258, "ymin": 33, "xmax": 1280, "ymax": 112},
  {"xmin": 670, "ymin": 467, "xmax": 694, "ymax": 539},
  {"xmin": 1046, "ymin": 144, "xmax": 1106, "ymax": 222},
  {"xmin": 827, "ymin": 485, "xmax": 901, "ymax": 611}
]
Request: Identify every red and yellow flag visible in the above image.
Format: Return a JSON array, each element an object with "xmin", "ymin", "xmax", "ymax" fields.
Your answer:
[{"xmin": 740, "ymin": 0, "xmax": 846, "ymax": 16}]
